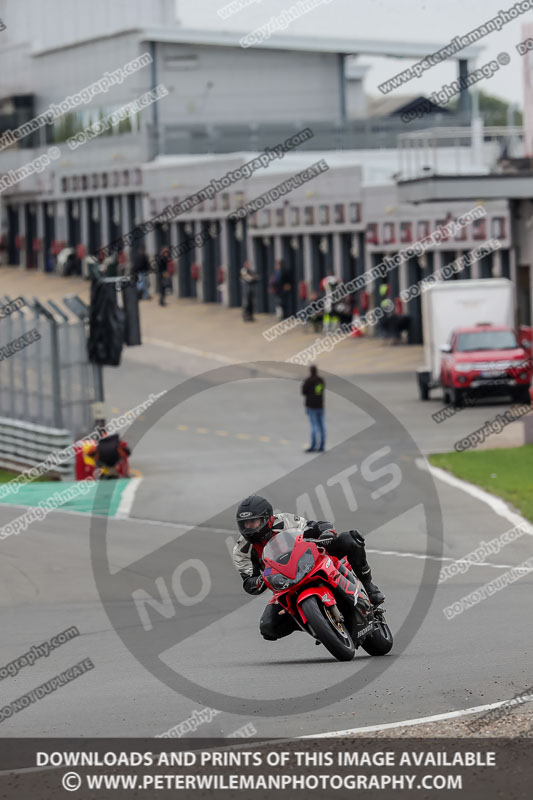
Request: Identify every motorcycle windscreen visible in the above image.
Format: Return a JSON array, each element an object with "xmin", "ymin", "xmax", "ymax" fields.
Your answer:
[{"xmin": 263, "ymin": 529, "xmax": 300, "ymax": 565}]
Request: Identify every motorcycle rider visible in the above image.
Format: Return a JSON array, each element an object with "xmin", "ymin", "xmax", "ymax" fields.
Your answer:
[{"xmin": 233, "ymin": 494, "xmax": 385, "ymax": 642}]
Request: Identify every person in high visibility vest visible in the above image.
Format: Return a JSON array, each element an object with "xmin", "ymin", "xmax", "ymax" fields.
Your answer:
[
  {"xmin": 378, "ymin": 283, "xmax": 394, "ymax": 338},
  {"xmin": 321, "ymin": 275, "xmax": 341, "ymax": 333}
]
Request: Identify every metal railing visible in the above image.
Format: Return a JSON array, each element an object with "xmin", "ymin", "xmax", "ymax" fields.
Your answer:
[
  {"xmin": 398, "ymin": 124, "xmax": 525, "ymax": 178},
  {"xmin": 0, "ymin": 417, "xmax": 73, "ymax": 476},
  {"xmin": 0, "ymin": 294, "xmax": 100, "ymax": 472},
  {"xmin": 155, "ymin": 113, "xmax": 477, "ymax": 155}
]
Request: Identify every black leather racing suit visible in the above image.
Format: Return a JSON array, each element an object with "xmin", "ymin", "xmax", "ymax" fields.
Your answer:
[{"xmin": 232, "ymin": 512, "xmax": 383, "ymax": 641}]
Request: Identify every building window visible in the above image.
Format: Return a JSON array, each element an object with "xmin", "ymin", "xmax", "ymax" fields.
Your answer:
[
  {"xmin": 318, "ymin": 205, "xmax": 330, "ymax": 225},
  {"xmin": 113, "ymin": 171, "xmax": 120, "ymax": 187},
  {"xmin": 383, "ymin": 222, "xmax": 395, "ymax": 244},
  {"xmin": 134, "ymin": 169, "xmax": 142, "ymax": 186},
  {"xmin": 454, "ymin": 225, "xmax": 467, "ymax": 241},
  {"xmin": 102, "ymin": 173, "xmax": 108, "ymax": 189},
  {"xmin": 61, "ymin": 177, "xmax": 67, "ymax": 193},
  {"xmin": 150, "ymin": 199, "xmax": 157, "ymax": 216},
  {"xmin": 249, "ymin": 212, "xmax": 258, "ymax": 229},
  {"xmin": 436, "ymin": 219, "xmax": 450, "ymax": 241},
  {"xmin": 365, "ymin": 223, "xmax": 378, "ymax": 244},
  {"xmin": 400, "ymin": 222, "xmax": 412, "ymax": 243},
  {"xmin": 349, "ymin": 202, "xmax": 361, "ymax": 223},
  {"xmin": 304, "ymin": 206, "xmax": 314, "ymax": 225},
  {"xmin": 92, "ymin": 174, "xmax": 99, "ymax": 190},
  {"xmin": 276, "ymin": 208, "xmax": 285, "ymax": 227},
  {"xmin": 417, "ymin": 220, "xmax": 430, "ymax": 239},
  {"xmin": 473, "ymin": 218, "xmax": 487, "ymax": 240},
  {"xmin": 259, "ymin": 209, "xmax": 271, "ymax": 228},
  {"xmin": 71, "ymin": 176, "xmax": 79, "ymax": 191},
  {"xmin": 492, "ymin": 217, "xmax": 506, "ymax": 239},
  {"xmin": 221, "ymin": 193, "xmax": 230, "ymax": 211},
  {"xmin": 123, "ymin": 170, "xmax": 130, "ymax": 187},
  {"xmin": 81, "ymin": 175, "xmax": 88, "ymax": 191},
  {"xmin": 290, "ymin": 207, "xmax": 300, "ymax": 226},
  {"xmin": 334, "ymin": 204, "xmax": 345, "ymax": 224}
]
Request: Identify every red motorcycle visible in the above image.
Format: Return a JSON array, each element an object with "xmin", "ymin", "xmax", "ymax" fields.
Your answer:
[{"xmin": 262, "ymin": 529, "xmax": 393, "ymax": 662}]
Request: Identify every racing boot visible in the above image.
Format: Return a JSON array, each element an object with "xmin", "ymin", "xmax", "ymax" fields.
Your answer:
[
  {"xmin": 344, "ymin": 530, "xmax": 385, "ymax": 607},
  {"xmin": 358, "ymin": 566, "xmax": 385, "ymax": 607}
]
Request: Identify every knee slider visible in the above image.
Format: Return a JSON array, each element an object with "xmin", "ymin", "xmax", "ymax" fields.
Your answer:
[{"xmin": 259, "ymin": 615, "xmax": 278, "ymax": 640}]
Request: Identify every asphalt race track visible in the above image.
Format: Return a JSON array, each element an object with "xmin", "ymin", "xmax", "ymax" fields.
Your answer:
[{"xmin": 1, "ymin": 343, "xmax": 531, "ymax": 738}]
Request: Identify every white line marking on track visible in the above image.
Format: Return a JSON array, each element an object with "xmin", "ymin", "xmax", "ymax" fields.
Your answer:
[
  {"xmin": 416, "ymin": 458, "xmax": 533, "ymax": 536},
  {"xmin": 143, "ymin": 337, "xmax": 235, "ymax": 364},
  {"xmin": 1, "ymin": 695, "xmax": 531, "ymax": 776},
  {"xmin": 0, "ymin": 504, "xmax": 524, "ymax": 572},
  {"xmin": 301, "ymin": 696, "xmax": 533, "ymax": 738},
  {"xmin": 115, "ymin": 477, "xmax": 142, "ymax": 519},
  {"xmin": 366, "ymin": 548, "xmax": 521, "ymax": 572}
]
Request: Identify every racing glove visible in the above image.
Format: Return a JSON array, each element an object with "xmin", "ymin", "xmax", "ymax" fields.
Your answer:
[
  {"xmin": 304, "ymin": 520, "xmax": 336, "ymax": 538},
  {"xmin": 242, "ymin": 573, "xmax": 268, "ymax": 595}
]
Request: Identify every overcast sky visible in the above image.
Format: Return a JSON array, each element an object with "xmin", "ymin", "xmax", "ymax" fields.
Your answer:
[{"xmin": 176, "ymin": 0, "xmax": 532, "ymax": 109}]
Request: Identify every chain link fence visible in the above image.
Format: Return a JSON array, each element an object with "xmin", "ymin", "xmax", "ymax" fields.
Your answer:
[{"xmin": 0, "ymin": 294, "xmax": 101, "ymax": 473}]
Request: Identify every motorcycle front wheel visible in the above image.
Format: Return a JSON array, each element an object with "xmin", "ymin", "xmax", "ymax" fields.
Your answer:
[
  {"xmin": 360, "ymin": 613, "xmax": 393, "ymax": 656},
  {"xmin": 300, "ymin": 596, "xmax": 355, "ymax": 661}
]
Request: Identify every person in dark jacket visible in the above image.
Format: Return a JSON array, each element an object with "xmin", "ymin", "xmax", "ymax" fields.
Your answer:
[
  {"xmin": 279, "ymin": 259, "xmax": 294, "ymax": 320},
  {"xmin": 240, "ymin": 261, "xmax": 258, "ymax": 321},
  {"xmin": 131, "ymin": 245, "xmax": 151, "ymax": 300},
  {"xmin": 301, "ymin": 365, "xmax": 326, "ymax": 452},
  {"xmin": 157, "ymin": 247, "xmax": 170, "ymax": 306}
]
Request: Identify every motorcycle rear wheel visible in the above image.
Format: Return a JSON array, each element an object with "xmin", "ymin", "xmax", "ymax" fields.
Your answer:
[{"xmin": 300, "ymin": 596, "xmax": 355, "ymax": 661}]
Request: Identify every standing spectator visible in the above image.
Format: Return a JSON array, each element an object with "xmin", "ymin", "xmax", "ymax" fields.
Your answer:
[
  {"xmin": 337, "ymin": 287, "xmax": 354, "ymax": 327},
  {"xmin": 64, "ymin": 249, "xmax": 81, "ymax": 276},
  {"xmin": 308, "ymin": 289, "xmax": 323, "ymax": 333},
  {"xmin": 390, "ymin": 296, "xmax": 410, "ymax": 345},
  {"xmin": 321, "ymin": 275, "xmax": 341, "ymax": 332},
  {"xmin": 45, "ymin": 246, "xmax": 55, "ymax": 273},
  {"xmin": 118, "ymin": 249, "xmax": 127, "ymax": 276},
  {"xmin": 301, "ymin": 365, "xmax": 326, "ymax": 453},
  {"xmin": 279, "ymin": 259, "xmax": 294, "ymax": 319},
  {"xmin": 269, "ymin": 261, "xmax": 283, "ymax": 318},
  {"xmin": 377, "ymin": 282, "xmax": 393, "ymax": 338},
  {"xmin": 132, "ymin": 244, "xmax": 152, "ymax": 300},
  {"xmin": 157, "ymin": 246, "xmax": 171, "ymax": 307},
  {"xmin": 240, "ymin": 260, "xmax": 258, "ymax": 321},
  {"xmin": 106, "ymin": 250, "xmax": 119, "ymax": 278}
]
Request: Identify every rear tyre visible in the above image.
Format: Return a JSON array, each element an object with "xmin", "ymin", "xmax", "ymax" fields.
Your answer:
[
  {"xmin": 452, "ymin": 388, "xmax": 464, "ymax": 408},
  {"xmin": 417, "ymin": 371, "xmax": 430, "ymax": 401},
  {"xmin": 361, "ymin": 617, "xmax": 394, "ymax": 656},
  {"xmin": 513, "ymin": 386, "xmax": 531, "ymax": 405},
  {"xmin": 300, "ymin": 596, "xmax": 355, "ymax": 662}
]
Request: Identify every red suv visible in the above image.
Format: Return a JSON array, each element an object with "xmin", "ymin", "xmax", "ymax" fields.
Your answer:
[{"xmin": 440, "ymin": 325, "xmax": 532, "ymax": 407}]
